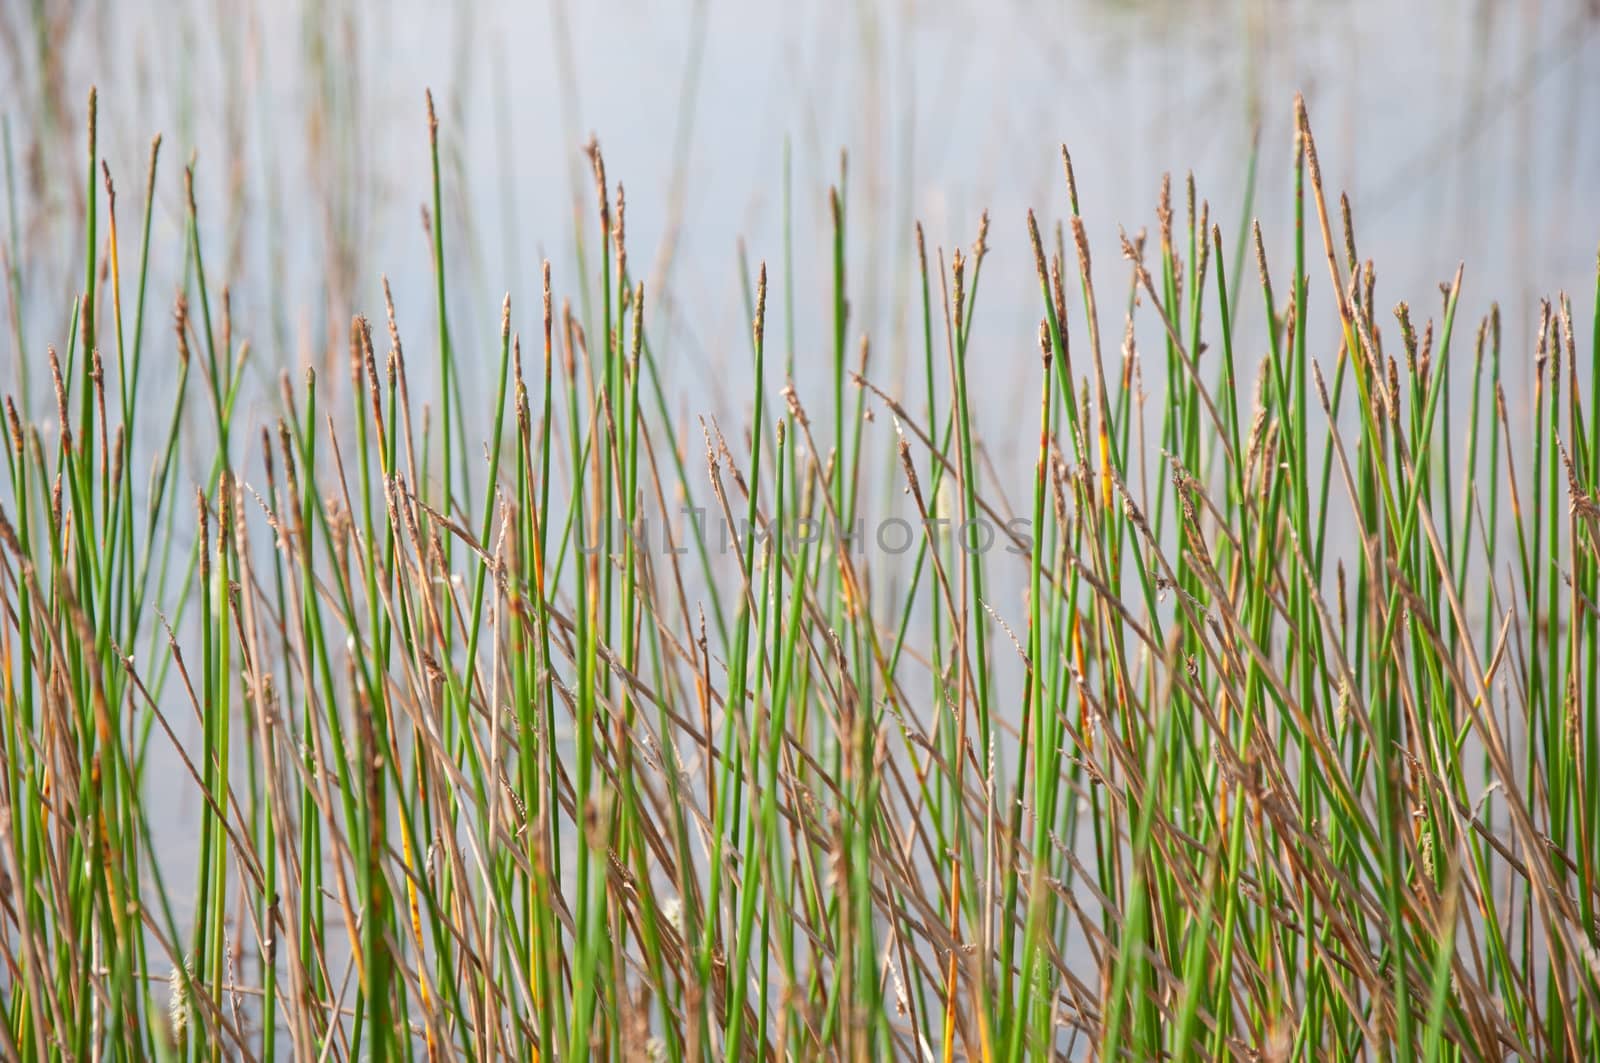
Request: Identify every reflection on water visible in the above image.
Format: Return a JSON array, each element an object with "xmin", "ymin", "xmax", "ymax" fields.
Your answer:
[{"xmin": 5, "ymin": 1, "xmax": 1596, "ymax": 419}]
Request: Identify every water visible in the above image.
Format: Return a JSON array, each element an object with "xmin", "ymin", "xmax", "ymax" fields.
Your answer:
[{"xmin": 8, "ymin": 2, "xmax": 1597, "ymax": 410}]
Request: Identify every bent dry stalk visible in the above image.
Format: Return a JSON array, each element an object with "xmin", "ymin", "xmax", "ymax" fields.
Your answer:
[{"xmin": 0, "ymin": 88, "xmax": 1597, "ymax": 1062}]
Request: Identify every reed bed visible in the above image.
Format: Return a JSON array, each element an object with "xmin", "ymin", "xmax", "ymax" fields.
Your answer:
[{"xmin": 1, "ymin": 87, "xmax": 1597, "ymax": 1061}]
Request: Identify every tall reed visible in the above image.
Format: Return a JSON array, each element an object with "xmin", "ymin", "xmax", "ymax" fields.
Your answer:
[{"xmin": 0, "ymin": 88, "xmax": 1597, "ymax": 1062}]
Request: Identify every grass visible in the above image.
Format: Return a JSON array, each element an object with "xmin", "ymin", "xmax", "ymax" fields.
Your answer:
[{"xmin": 1, "ymin": 85, "xmax": 1598, "ymax": 1061}]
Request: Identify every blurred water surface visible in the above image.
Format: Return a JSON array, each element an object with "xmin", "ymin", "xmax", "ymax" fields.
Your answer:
[{"xmin": 5, "ymin": 1, "xmax": 1596, "ymax": 421}]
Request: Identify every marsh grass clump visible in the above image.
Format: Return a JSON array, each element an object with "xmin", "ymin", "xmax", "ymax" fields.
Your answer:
[{"xmin": 2, "ymin": 87, "xmax": 1599, "ymax": 1061}]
